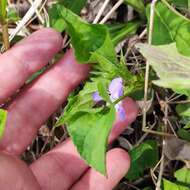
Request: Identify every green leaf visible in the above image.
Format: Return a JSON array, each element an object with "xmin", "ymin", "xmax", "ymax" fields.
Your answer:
[
  {"xmin": 126, "ymin": 140, "xmax": 159, "ymax": 181},
  {"xmin": 162, "ymin": 179, "xmax": 189, "ymax": 190},
  {"xmin": 176, "ymin": 103, "xmax": 190, "ymax": 129},
  {"xmin": 0, "ymin": 0, "xmax": 7, "ymax": 23},
  {"xmin": 92, "ymin": 52, "xmax": 144, "ymax": 99},
  {"xmin": 49, "ymin": 5, "xmax": 66, "ymax": 32},
  {"xmin": 50, "ymin": 5, "xmax": 140, "ymax": 47},
  {"xmin": 108, "ymin": 20, "xmax": 141, "ymax": 46},
  {"xmin": 162, "ymin": 167, "xmax": 190, "ymax": 190},
  {"xmin": 146, "ymin": 2, "xmax": 174, "ymax": 45},
  {"xmin": 57, "ymin": 5, "xmax": 117, "ymax": 64},
  {"xmin": 170, "ymin": 0, "xmax": 190, "ymax": 8},
  {"xmin": 56, "ymin": 81, "xmax": 100, "ymax": 126},
  {"xmin": 175, "ymin": 22, "xmax": 190, "ymax": 56},
  {"xmin": 58, "ymin": 0, "xmax": 87, "ymax": 15},
  {"xmin": 49, "ymin": 0, "xmax": 87, "ymax": 31},
  {"xmin": 175, "ymin": 167, "xmax": 190, "ymax": 185},
  {"xmin": 136, "ymin": 43, "xmax": 190, "ymax": 97},
  {"xmin": 92, "ymin": 52, "xmax": 126, "ymax": 80},
  {"xmin": 97, "ymin": 79, "xmax": 111, "ymax": 103},
  {"xmin": 124, "ymin": 0, "xmax": 145, "ymax": 15},
  {"xmin": 0, "ymin": 109, "xmax": 7, "ymax": 138},
  {"xmin": 177, "ymin": 129, "xmax": 190, "ymax": 142},
  {"xmin": 7, "ymin": 8, "xmax": 20, "ymax": 23},
  {"xmin": 68, "ymin": 106, "xmax": 116, "ymax": 175},
  {"xmin": 176, "ymin": 103, "xmax": 190, "ymax": 117},
  {"xmin": 184, "ymin": 122, "xmax": 190, "ymax": 129},
  {"xmin": 147, "ymin": 1, "xmax": 190, "ymax": 56}
]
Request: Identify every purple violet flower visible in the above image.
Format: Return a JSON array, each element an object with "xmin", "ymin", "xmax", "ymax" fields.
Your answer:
[
  {"xmin": 92, "ymin": 77, "xmax": 126, "ymax": 121},
  {"xmin": 109, "ymin": 77, "xmax": 123, "ymax": 101}
]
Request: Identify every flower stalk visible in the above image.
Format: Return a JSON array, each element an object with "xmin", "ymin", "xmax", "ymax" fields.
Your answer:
[{"xmin": 2, "ymin": 22, "xmax": 10, "ymax": 50}]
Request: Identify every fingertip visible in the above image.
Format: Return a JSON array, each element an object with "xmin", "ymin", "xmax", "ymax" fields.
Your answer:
[
  {"xmin": 109, "ymin": 97, "xmax": 138, "ymax": 143},
  {"xmin": 56, "ymin": 48, "xmax": 91, "ymax": 87},
  {"xmin": 0, "ymin": 28, "xmax": 63, "ymax": 103},
  {"xmin": 107, "ymin": 148, "xmax": 131, "ymax": 175},
  {"xmin": 36, "ymin": 28, "xmax": 63, "ymax": 50},
  {"xmin": 16, "ymin": 28, "xmax": 63, "ymax": 51},
  {"xmin": 122, "ymin": 97, "xmax": 139, "ymax": 124},
  {"xmin": 64, "ymin": 48, "xmax": 91, "ymax": 70},
  {"xmin": 71, "ymin": 148, "xmax": 130, "ymax": 190}
]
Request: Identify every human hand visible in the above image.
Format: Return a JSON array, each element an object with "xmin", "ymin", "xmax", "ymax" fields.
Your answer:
[{"xmin": 0, "ymin": 28, "xmax": 138, "ymax": 190}]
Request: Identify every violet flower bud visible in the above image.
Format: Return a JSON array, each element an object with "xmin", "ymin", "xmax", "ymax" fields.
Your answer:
[{"xmin": 92, "ymin": 91, "xmax": 103, "ymax": 102}]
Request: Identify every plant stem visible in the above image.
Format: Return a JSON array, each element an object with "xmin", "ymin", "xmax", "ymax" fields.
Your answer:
[
  {"xmin": 2, "ymin": 22, "xmax": 10, "ymax": 50},
  {"xmin": 113, "ymin": 93, "xmax": 129, "ymax": 105},
  {"xmin": 142, "ymin": 0, "xmax": 157, "ymax": 131},
  {"xmin": 162, "ymin": 0, "xmax": 189, "ymax": 21}
]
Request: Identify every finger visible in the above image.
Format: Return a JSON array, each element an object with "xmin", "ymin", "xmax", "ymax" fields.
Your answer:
[
  {"xmin": 71, "ymin": 148, "xmax": 130, "ymax": 190},
  {"xmin": 109, "ymin": 97, "xmax": 139, "ymax": 143},
  {"xmin": 0, "ymin": 49, "xmax": 91, "ymax": 155},
  {"xmin": 0, "ymin": 152, "xmax": 40, "ymax": 190},
  {"xmin": 0, "ymin": 28, "xmax": 63, "ymax": 103},
  {"xmin": 30, "ymin": 98, "xmax": 138, "ymax": 190}
]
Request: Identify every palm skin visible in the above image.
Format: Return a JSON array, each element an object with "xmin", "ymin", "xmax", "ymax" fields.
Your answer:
[{"xmin": 0, "ymin": 28, "xmax": 138, "ymax": 190}]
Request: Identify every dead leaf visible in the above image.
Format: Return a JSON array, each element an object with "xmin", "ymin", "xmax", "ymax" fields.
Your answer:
[{"xmin": 164, "ymin": 136, "xmax": 190, "ymax": 161}]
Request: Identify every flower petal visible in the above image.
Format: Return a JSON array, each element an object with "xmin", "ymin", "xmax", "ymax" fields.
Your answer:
[
  {"xmin": 117, "ymin": 105, "xmax": 126, "ymax": 121},
  {"xmin": 115, "ymin": 103, "xmax": 126, "ymax": 121},
  {"xmin": 109, "ymin": 77, "xmax": 123, "ymax": 101}
]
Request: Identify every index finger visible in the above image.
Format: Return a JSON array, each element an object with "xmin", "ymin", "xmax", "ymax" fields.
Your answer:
[{"xmin": 0, "ymin": 28, "xmax": 63, "ymax": 104}]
